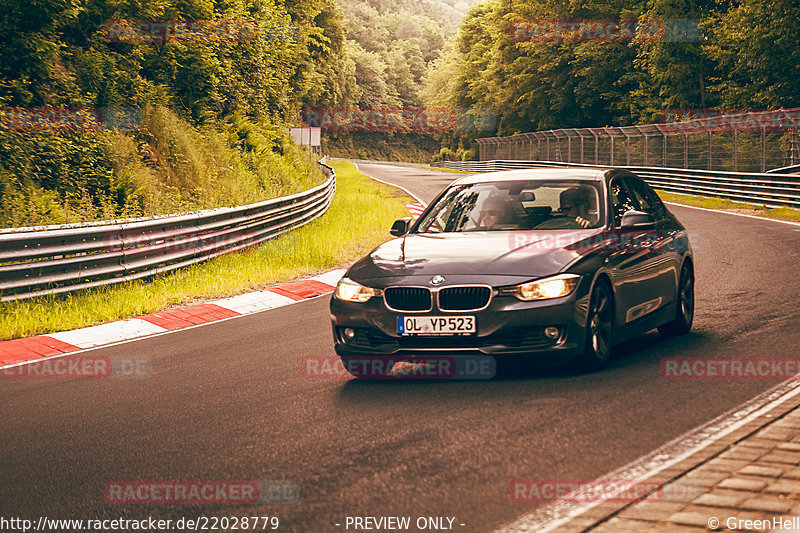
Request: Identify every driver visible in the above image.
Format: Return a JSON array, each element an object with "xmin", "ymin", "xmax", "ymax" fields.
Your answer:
[
  {"xmin": 478, "ymin": 195, "xmax": 509, "ymax": 229},
  {"xmin": 559, "ymin": 188, "xmax": 592, "ymax": 228}
]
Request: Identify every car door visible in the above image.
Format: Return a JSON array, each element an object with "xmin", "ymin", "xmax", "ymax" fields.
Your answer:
[
  {"xmin": 624, "ymin": 176, "xmax": 681, "ymax": 307},
  {"xmin": 606, "ymin": 176, "xmax": 667, "ymax": 328}
]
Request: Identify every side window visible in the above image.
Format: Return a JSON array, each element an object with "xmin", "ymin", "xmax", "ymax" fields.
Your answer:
[
  {"xmin": 644, "ymin": 183, "xmax": 668, "ymax": 219},
  {"xmin": 626, "ymin": 178, "xmax": 666, "ymax": 220},
  {"xmin": 609, "ymin": 178, "xmax": 638, "ymax": 226}
]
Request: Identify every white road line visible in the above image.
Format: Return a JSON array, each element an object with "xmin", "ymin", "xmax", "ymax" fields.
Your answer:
[
  {"xmin": 665, "ymin": 201, "xmax": 800, "ymax": 227},
  {"xmin": 351, "ymin": 161, "xmax": 428, "ymax": 205},
  {"xmin": 496, "ymin": 378, "xmax": 800, "ymax": 532}
]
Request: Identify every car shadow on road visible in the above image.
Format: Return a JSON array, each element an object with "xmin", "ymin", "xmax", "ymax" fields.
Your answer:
[{"xmin": 333, "ymin": 329, "xmax": 715, "ymax": 405}]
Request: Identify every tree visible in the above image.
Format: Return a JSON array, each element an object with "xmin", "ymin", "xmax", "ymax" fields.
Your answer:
[
  {"xmin": 704, "ymin": 0, "xmax": 800, "ymax": 109},
  {"xmin": 631, "ymin": 0, "xmax": 717, "ymax": 122},
  {"xmin": 349, "ymin": 43, "xmax": 389, "ymax": 107}
]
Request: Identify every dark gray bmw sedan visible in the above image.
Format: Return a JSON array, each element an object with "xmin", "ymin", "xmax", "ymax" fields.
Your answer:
[{"xmin": 330, "ymin": 168, "xmax": 694, "ymax": 377}]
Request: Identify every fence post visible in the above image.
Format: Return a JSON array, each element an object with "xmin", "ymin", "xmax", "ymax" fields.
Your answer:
[
  {"xmin": 568, "ymin": 134, "xmax": 572, "ymax": 163},
  {"xmin": 733, "ymin": 129, "xmax": 738, "ymax": 172},
  {"xmin": 761, "ymin": 127, "xmax": 766, "ymax": 173},
  {"xmin": 708, "ymin": 131, "xmax": 712, "ymax": 170},
  {"xmin": 626, "ymin": 132, "xmax": 631, "ymax": 166},
  {"xmin": 684, "ymin": 133, "xmax": 689, "ymax": 168},
  {"xmin": 610, "ymin": 133, "xmax": 615, "ymax": 166},
  {"xmin": 619, "ymin": 129, "xmax": 631, "ymax": 166}
]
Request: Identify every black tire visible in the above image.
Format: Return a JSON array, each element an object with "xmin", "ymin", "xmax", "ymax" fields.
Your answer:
[
  {"xmin": 658, "ymin": 263, "xmax": 694, "ymax": 336},
  {"xmin": 340, "ymin": 356, "xmax": 395, "ymax": 379},
  {"xmin": 575, "ymin": 281, "xmax": 614, "ymax": 372}
]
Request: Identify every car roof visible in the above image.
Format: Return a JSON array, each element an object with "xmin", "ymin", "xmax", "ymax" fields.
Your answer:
[{"xmin": 450, "ymin": 167, "xmax": 610, "ymax": 186}]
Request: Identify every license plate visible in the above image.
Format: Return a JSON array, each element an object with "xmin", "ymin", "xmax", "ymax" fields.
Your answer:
[{"xmin": 398, "ymin": 316, "xmax": 476, "ymax": 336}]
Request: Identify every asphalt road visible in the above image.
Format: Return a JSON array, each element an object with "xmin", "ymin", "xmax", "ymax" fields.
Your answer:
[{"xmin": 2, "ymin": 162, "xmax": 800, "ymax": 533}]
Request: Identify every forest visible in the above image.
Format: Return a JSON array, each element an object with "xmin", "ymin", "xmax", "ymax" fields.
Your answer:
[
  {"xmin": 425, "ymin": 0, "xmax": 800, "ymax": 159},
  {"xmin": 1, "ymin": 0, "xmax": 799, "ymax": 224},
  {"xmin": 0, "ymin": 0, "xmax": 353, "ymax": 225}
]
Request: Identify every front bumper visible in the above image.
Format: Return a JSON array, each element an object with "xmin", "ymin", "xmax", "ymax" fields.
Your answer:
[{"xmin": 330, "ymin": 283, "xmax": 590, "ymax": 360}]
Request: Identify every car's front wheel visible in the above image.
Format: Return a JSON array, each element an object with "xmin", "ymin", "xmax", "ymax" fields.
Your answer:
[
  {"xmin": 339, "ymin": 356, "xmax": 396, "ymax": 379},
  {"xmin": 658, "ymin": 263, "xmax": 694, "ymax": 336},
  {"xmin": 576, "ymin": 281, "xmax": 614, "ymax": 371}
]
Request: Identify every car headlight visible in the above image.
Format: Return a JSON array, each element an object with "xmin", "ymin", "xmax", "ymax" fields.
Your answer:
[
  {"xmin": 512, "ymin": 274, "xmax": 581, "ymax": 301},
  {"xmin": 334, "ymin": 278, "xmax": 382, "ymax": 303}
]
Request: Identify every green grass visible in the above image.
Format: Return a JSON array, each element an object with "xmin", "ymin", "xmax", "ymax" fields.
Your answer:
[
  {"xmin": 656, "ymin": 190, "xmax": 800, "ymax": 223},
  {"xmin": 427, "ymin": 166, "xmax": 474, "ymax": 174},
  {"xmin": 0, "ymin": 161, "xmax": 411, "ymax": 340}
]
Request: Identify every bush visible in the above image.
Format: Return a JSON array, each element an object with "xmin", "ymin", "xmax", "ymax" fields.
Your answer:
[
  {"xmin": 460, "ymin": 147, "xmax": 476, "ymax": 161},
  {"xmin": 0, "ymin": 107, "xmax": 324, "ymax": 227}
]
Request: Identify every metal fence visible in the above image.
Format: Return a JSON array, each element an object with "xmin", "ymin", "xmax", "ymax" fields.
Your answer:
[
  {"xmin": 431, "ymin": 160, "xmax": 800, "ymax": 208},
  {"xmin": 0, "ymin": 162, "xmax": 336, "ymax": 302},
  {"xmin": 475, "ymin": 109, "xmax": 800, "ymax": 173}
]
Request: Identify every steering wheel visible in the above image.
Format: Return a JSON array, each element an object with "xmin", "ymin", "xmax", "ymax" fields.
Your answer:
[{"xmin": 533, "ymin": 215, "xmax": 584, "ymax": 230}]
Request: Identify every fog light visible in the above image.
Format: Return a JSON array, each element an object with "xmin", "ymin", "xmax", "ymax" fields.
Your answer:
[
  {"xmin": 343, "ymin": 328, "xmax": 356, "ymax": 342},
  {"xmin": 544, "ymin": 327, "xmax": 560, "ymax": 340}
]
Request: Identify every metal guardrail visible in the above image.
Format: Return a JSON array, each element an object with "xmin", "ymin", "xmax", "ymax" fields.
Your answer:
[
  {"xmin": 767, "ymin": 164, "xmax": 800, "ymax": 174},
  {"xmin": 431, "ymin": 160, "xmax": 800, "ymax": 208},
  {"xmin": 0, "ymin": 162, "xmax": 336, "ymax": 302}
]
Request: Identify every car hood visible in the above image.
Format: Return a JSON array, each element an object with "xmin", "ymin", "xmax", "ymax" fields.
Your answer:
[{"xmin": 348, "ymin": 230, "xmax": 605, "ymax": 281}]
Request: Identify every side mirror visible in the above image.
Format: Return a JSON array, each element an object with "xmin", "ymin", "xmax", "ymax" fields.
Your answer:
[
  {"xmin": 390, "ymin": 217, "xmax": 412, "ymax": 236},
  {"xmin": 620, "ymin": 210, "xmax": 655, "ymax": 229}
]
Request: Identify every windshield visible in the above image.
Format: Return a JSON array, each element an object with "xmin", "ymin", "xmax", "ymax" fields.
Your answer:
[{"xmin": 413, "ymin": 180, "xmax": 605, "ymax": 233}]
